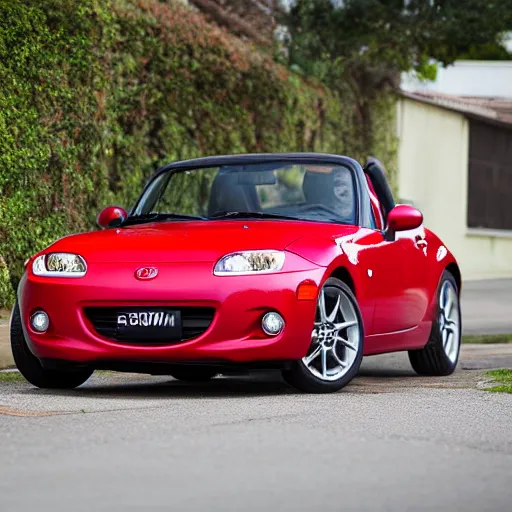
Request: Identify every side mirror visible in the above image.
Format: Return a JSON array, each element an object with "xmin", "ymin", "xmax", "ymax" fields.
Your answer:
[
  {"xmin": 97, "ymin": 206, "xmax": 128, "ymax": 229},
  {"xmin": 385, "ymin": 204, "xmax": 423, "ymax": 241}
]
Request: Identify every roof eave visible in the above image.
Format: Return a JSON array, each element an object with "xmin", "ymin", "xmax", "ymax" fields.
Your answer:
[{"xmin": 399, "ymin": 90, "xmax": 512, "ymax": 129}]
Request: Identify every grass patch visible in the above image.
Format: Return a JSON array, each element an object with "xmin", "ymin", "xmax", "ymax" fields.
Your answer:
[
  {"xmin": 462, "ymin": 334, "xmax": 512, "ymax": 344},
  {"xmin": 485, "ymin": 369, "xmax": 512, "ymax": 393},
  {"xmin": 0, "ymin": 371, "xmax": 24, "ymax": 382}
]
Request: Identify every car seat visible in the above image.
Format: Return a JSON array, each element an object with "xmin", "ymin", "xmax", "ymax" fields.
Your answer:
[{"xmin": 207, "ymin": 170, "xmax": 261, "ymax": 217}]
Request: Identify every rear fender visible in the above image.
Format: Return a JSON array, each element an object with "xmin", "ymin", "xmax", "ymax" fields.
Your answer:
[{"xmin": 423, "ymin": 229, "xmax": 461, "ymax": 320}]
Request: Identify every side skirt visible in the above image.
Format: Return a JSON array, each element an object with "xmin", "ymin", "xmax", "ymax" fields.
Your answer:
[{"xmin": 363, "ymin": 321, "xmax": 432, "ymax": 356}]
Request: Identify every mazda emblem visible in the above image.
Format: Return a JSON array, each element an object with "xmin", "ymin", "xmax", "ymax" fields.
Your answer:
[{"xmin": 135, "ymin": 267, "xmax": 159, "ymax": 280}]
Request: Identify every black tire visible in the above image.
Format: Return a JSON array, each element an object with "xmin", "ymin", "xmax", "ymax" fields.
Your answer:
[
  {"xmin": 169, "ymin": 367, "xmax": 218, "ymax": 382},
  {"xmin": 10, "ymin": 301, "xmax": 93, "ymax": 389},
  {"xmin": 281, "ymin": 278, "xmax": 364, "ymax": 393},
  {"xmin": 408, "ymin": 270, "xmax": 461, "ymax": 376}
]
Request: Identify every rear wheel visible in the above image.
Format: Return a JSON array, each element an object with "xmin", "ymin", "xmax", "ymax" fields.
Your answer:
[
  {"xmin": 169, "ymin": 367, "xmax": 218, "ymax": 382},
  {"xmin": 408, "ymin": 270, "xmax": 461, "ymax": 376},
  {"xmin": 282, "ymin": 277, "xmax": 364, "ymax": 393},
  {"xmin": 10, "ymin": 301, "xmax": 93, "ymax": 389}
]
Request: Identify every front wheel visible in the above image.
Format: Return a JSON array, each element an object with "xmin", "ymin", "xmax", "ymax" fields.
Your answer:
[
  {"xmin": 282, "ymin": 278, "xmax": 364, "ymax": 393},
  {"xmin": 10, "ymin": 301, "xmax": 93, "ymax": 389},
  {"xmin": 408, "ymin": 270, "xmax": 461, "ymax": 376}
]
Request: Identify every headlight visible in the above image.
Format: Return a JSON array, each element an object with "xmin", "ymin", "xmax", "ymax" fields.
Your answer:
[
  {"xmin": 32, "ymin": 253, "xmax": 87, "ymax": 277},
  {"xmin": 214, "ymin": 250, "xmax": 285, "ymax": 275}
]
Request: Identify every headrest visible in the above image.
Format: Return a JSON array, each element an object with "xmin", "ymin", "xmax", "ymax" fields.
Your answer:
[
  {"xmin": 302, "ymin": 171, "xmax": 332, "ymax": 204},
  {"xmin": 302, "ymin": 166, "xmax": 355, "ymax": 221},
  {"xmin": 207, "ymin": 171, "xmax": 260, "ymax": 216}
]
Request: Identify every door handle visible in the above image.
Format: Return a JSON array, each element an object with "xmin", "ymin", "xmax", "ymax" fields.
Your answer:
[{"xmin": 414, "ymin": 235, "xmax": 428, "ymax": 253}]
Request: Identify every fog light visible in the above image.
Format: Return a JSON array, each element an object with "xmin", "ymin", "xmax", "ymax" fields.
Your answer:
[
  {"xmin": 261, "ymin": 312, "xmax": 284, "ymax": 336},
  {"xmin": 31, "ymin": 311, "xmax": 49, "ymax": 333}
]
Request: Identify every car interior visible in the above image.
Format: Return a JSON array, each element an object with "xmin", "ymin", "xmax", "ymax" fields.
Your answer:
[
  {"xmin": 207, "ymin": 170, "xmax": 262, "ymax": 216},
  {"xmin": 207, "ymin": 164, "xmax": 357, "ymax": 223}
]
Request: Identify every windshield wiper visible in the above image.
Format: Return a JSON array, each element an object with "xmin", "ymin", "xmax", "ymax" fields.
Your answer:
[
  {"xmin": 122, "ymin": 213, "xmax": 207, "ymax": 226},
  {"xmin": 208, "ymin": 211, "xmax": 300, "ymax": 221}
]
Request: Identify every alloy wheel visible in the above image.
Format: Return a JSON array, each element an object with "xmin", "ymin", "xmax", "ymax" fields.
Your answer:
[
  {"xmin": 302, "ymin": 285, "xmax": 361, "ymax": 381},
  {"xmin": 439, "ymin": 280, "xmax": 460, "ymax": 363}
]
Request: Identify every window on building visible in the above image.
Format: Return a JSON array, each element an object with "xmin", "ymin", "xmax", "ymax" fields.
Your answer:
[{"xmin": 467, "ymin": 119, "xmax": 512, "ymax": 231}]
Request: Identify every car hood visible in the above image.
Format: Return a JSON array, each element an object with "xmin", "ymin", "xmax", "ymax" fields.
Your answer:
[{"xmin": 44, "ymin": 220, "xmax": 352, "ymax": 263}]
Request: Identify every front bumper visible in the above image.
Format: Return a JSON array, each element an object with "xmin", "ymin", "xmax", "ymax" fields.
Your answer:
[{"xmin": 19, "ymin": 259, "xmax": 323, "ymax": 365}]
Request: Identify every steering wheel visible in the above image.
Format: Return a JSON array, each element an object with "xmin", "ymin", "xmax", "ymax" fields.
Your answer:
[{"xmin": 296, "ymin": 203, "xmax": 343, "ymax": 219}]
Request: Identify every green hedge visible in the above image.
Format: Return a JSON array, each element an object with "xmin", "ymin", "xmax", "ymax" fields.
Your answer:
[
  {"xmin": 0, "ymin": 256, "xmax": 14, "ymax": 308},
  {"xmin": 0, "ymin": 0, "xmax": 397, "ymax": 308}
]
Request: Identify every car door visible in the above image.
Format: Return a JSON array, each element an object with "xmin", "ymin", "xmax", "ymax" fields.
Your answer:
[
  {"xmin": 362, "ymin": 173, "xmax": 429, "ymax": 335},
  {"xmin": 370, "ymin": 226, "xmax": 429, "ymax": 334},
  {"xmin": 348, "ymin": 228, "xmax": 426, "ymax": 335}
]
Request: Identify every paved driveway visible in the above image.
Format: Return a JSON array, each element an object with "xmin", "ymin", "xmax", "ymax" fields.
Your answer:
[
  {"xmin": 0, "ymin": 349, "xmax": 511, "ymax": 512},
  {"xmin": 1, "ymin": 278, "xmax": 512, "ymax": 511}
]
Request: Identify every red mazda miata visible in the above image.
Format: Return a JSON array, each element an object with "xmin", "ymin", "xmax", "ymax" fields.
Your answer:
[{"xmin": 11, "ymin": 153, "xmax": 462, "ymax": 393}]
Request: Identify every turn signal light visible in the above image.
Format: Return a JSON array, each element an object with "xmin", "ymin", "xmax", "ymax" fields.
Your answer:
[{"xmin": 296, "ymin": 280, "xmax": 318, "ymax": 301}]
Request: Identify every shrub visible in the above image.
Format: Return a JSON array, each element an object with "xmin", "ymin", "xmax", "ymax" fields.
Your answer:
[
  {"xmin": 0, "ymin": 256, "xmax": 14, "ymax": 309},
  {"xmin": 0, "ymin": 0, "xmax": 397, "ymax": 306}
]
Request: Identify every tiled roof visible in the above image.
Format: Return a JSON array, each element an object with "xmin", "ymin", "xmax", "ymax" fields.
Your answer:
[{"xmin": 400, "ymin": 90, "xmax": 512, "ymax": 126}]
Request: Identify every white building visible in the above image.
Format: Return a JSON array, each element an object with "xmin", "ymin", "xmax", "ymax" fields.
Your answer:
[{"xmin": 397, "ymin": 65, "xmax": 512, "ymax": 280}]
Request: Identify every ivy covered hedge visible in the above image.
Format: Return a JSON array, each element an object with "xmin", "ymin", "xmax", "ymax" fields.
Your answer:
[{"xmin": 0, "ymin": 0, "xmax": 397, "ymax": 308}]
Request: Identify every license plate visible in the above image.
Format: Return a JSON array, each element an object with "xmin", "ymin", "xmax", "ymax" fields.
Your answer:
[{"xmin": 116, "ymin": 310, "xmax": 182, "ymax": 341}]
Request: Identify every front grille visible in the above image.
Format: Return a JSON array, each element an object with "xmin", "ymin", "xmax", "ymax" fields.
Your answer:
[{"xmin": 84, "ymin": 306, "xmax": 215, "ymax": 345}]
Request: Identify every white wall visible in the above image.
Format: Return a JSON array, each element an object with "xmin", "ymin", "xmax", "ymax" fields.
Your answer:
[
  {"xmin": 397, "ymin": 97, "xmax": 512, "ymax": 280},
  {"xmin": 401, "ymin": 61, "xmax": 512, "ymax": 98}
]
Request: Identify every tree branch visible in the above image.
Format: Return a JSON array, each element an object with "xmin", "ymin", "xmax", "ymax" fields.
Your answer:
[{"xmin": 189, "ymin": 0, "xmax": 273, "ymax": 46}]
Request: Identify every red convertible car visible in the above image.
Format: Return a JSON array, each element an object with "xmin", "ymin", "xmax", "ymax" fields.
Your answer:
[{"xmin": 11, "ymin": 153, "xmax": 462, "ymax": 393}]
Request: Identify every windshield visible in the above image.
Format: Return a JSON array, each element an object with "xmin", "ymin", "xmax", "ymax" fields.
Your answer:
[{"xmin": 131, "ymin": 160, "xmax": 357, "ymax": 225}]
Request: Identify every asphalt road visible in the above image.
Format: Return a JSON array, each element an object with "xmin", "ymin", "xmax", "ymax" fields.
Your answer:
[
  {"xmin": 461, "ymin": 278, "xmax": 512, "ymax": 334},
  {"xmin": 1, "ymin": 348, "xmax": 511, "ymax": 512},
  {"xmin": 1, "ymin": 279, "xmax": 511, "ymax": 510}
]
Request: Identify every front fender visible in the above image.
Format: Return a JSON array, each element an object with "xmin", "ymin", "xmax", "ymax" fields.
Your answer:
[
  {"xmin": 286, "ymin": 233, "xmax": 377, "ymax": 334},
  {"xmin": 285, "ymin": 235, "xmax": 341, "ymax": 267}
]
